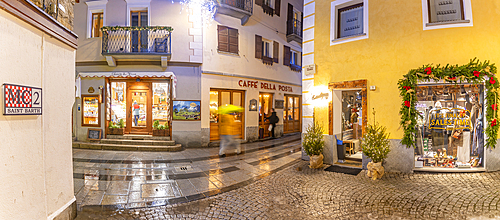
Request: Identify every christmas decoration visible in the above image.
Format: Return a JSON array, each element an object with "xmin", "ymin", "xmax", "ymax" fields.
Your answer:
[{"xmin": 398, "ymin": 58, "xmax": 499, "ymax": 149}]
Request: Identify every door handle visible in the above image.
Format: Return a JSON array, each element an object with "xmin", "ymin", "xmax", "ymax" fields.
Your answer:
[{"xmin": 129, "ymin": 106, "xmax": 132, "ymax": 115}]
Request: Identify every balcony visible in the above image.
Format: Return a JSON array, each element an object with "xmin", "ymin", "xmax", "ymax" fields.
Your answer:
[
  {"xmin": 101, "ymin": 26, "xmax": 172, "ymax": 66},
  {"xmin": 217, "ymin": 0, "xmax": 253, "ymax": 25},
  {"xmin": 286, "ymin": 19, "xmax": 302, "ymax": 44}
]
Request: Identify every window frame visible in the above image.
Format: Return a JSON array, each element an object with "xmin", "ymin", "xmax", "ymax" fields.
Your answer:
[
  {"xmin": 421, "ymin": 0, "xmax": 472, "ymax": 30},
  {"xmin": 91, "ymin": 12, "xmax": 104, "ymax": 38},
  {"xmin": 330, "ymin": 0, "xmax": 368, "ymax": 46},
  {"xmin": 85, "ymin": 0, "xmax": 107, "ymax": 39},
  {"xmin": 217, "ymin": 25, "xmax": 239, "ymax": 54},
  {"xmin": 290, "ymin": 49, "xmax": 300, "ymax": 66},
  {"xmin": 81, "ymin": 95, "xmax": 101, "ymax": 127},
  {"xmin": 262, "ymin": 39, "xmax": 273, "ymax": 58},
  {"xmin": 125, "ymin": 0, "xmax": 151, "ymax": 27}
]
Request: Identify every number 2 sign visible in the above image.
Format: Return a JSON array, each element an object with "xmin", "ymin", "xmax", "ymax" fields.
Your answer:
[{"xmin": 3, "ymin": 83, "xmax": 42, "ymax": 115}]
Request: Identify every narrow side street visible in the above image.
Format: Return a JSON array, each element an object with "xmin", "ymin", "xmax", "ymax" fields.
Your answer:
[{"xmin": 75, "ymin": 134, "xmax": 500, "ymax": 220}]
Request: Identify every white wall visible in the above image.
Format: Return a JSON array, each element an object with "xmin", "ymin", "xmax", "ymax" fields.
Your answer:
[{"xmin": 0, "ymin": 9, "xmax": 75, "ymax": 220}]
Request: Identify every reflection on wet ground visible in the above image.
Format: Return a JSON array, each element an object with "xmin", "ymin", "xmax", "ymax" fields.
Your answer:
[{"xmin": 73, "ymin": 134, "xmax": 302, "ymax": 210}]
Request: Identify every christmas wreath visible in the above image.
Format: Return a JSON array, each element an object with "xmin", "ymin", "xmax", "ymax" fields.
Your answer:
[{"xmin": 398, "ymin": 58, "xmax": 499, "ymax": 149}]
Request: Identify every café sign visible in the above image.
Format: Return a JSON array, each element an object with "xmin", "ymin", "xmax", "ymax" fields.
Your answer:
[
  {"xmin": 3, "ymin": 83, "xmax": 42, "ymax": 115},
  {"xmin": 238, "ymin": 80, "xmax": 293, "ymax": 92}
]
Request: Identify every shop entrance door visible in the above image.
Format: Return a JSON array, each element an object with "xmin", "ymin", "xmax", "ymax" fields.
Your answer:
[
  {"xmin": 259, "ymin": 93, "xmax": 273, "ymax": 138},
  {"xmin": 284, "ymin": 95, "xmax": 301, "ymax": 134},
  {"xmin": 126, "ymin": 82, "xmax": 152, "ymax": 134},
  {"xmin": 209, "ymin": 89, "xmax": 245, "ymax": 141}
]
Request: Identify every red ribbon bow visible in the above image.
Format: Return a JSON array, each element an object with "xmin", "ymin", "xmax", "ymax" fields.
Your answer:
[
  {"xmin": 449, "ymin": 77, "xmax": 456, "ymax": 80},
  {"xmin": 425, "ymin": 67, "xmax": 432, "ymax": 75},
  {"xmin": 404, "ymin": 101, "xmax": 411, "ymax": 108},
  {"xmin": 493, "ymin": 104, "xmax": 498, "ymax": 111},
  {"xmin": 474, "ymin": 71, "xmax": 481, "ymax": 77},
  {"xmin": 490, "ymin": 77, "xmax": 496, "ymax": 85},
  {"xmin": 403, "ymin": 86, "xmax": 411, "ymax": 90},
  {"xmin": 492, "ymin": 119, "xmax": 497, "ymax": 127}
]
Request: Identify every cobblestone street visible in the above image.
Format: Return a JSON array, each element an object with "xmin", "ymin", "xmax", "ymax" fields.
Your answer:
[{"xmin": 77, "ymin": 158, "xmax": 500, "ymax": 220}]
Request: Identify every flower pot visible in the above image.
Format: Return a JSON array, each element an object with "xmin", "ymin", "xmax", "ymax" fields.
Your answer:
[
  {"xmin": 108, "ymin": 128, "xmax": 124, "ymax": 135},
  {"xmin": 153, "ymin": 129, "xmax": 166, "ymax": 136},
  {"xmin": 367, "ymin": 161, "xmax": 385, "ymax": 180},
  {"xmin": 309, "ymin": 153, "xmax": 324, "ymax": 169}
]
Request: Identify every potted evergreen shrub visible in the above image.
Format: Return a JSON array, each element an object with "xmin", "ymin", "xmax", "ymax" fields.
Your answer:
[
  {"xmin": 361, "ymin": 109, "xmax": 390, "ymax": 180},
  {"xmin": 108, "ymin": 119, "xmax": 124, "ymax": 135},
  {"xmin": 303, "ymin": 122, "xmax": 325, "ymax": 169},
  {"xmin": 153, "ymin": 120, "xmax": 169, "ymax": 136}
]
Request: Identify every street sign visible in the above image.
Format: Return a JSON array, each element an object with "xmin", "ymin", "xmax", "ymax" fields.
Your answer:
[
  {"xmin": 304, "ymin": 64, "xmax": 316, "ymax": 76},
  {"xmin": 3, "ymin": 83, "xmax": 42, "ymax": 115}
]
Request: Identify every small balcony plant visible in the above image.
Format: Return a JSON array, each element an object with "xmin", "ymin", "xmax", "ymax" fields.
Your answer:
[
  {"xmin": 108, "ymin": 119, "xmax": 124, "ymax": 135},
  {"xmin": 153, "ymin": 120, "xmax": 169, "ymax": 136},
  {"xmin": 303, "ymin": 122, "xmax": 325, "ymax": 169},
  {"xmin": 362, "ymin": 109, "xmax": 391, "ymax": 180}
]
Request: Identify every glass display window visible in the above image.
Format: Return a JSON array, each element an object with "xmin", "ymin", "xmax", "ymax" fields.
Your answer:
[
  {"xmin": 414, "ymin": 84, "xmax": 484, "ymax": 169},
  {"xmin": 342, "ymin": 90, "xmax": 363, "ymax": 140},
  {"xmin": 110, "ymin": 82, "xmax": 127, "ymax": 125},
  {"xmin": 82, "ymin": 95, "xmax": 100, "ymax": 127},
  {"xmin": 152, "ymin": 83, "xmax": 170, "ymax": 126}
]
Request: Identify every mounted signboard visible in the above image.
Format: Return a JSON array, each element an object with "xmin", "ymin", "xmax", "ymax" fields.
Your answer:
[{"xmin": 3, "ymin": 83, "xmax": 42, "ymax": 115}]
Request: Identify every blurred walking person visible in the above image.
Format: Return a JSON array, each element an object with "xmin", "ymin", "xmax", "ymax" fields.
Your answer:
[{"xmin": 219, "ymin": 105, "xmax": 243, "ymax": 156}]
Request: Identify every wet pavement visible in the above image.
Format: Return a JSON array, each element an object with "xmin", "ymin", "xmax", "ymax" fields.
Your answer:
[
  {"xmin": 74, "ymin": 134, "xmax": 500, "ymax": 219},
  {"xmin": 73, "ymin": 134, "xmax": 302, "ymax": 211}
]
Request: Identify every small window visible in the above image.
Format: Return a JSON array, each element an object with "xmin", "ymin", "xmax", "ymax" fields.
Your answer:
[
  {"xmin": 82, "ymin": 95, "xmax": 100, "ymax": 127},
  {"xmin": 262, "ymin": 40, "xmax": 272, "ymax": 58},
  {"xmin": 218, "ymin": 25, "xmax": 239, "ymax": 54},
  {"xmin": 264, "ymin": 0, "xmax": 274, "ymax": 8},
  {"xmin": 91, "ymin": 12, "xmax": 103, "ymax": 38},
  {"xmin": 427, "ymin": 0, "xmax": 464, "ymax": 23},
  {"xmin": 290, "ymin": 50, "xmax": 298, "ymax": 65},
  {"xmin": 331, "ymin": 0, "xmax": 368, "ymax": 45}
]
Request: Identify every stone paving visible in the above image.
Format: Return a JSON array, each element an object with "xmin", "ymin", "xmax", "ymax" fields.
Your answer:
[{"xmin": 76, "ymin": 160, "xmax": 500, "ymax": 220}]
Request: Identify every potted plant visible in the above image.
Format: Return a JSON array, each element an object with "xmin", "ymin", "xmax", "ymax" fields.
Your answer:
[
  {"xmin": 153, "ymin": 120, "xmax": 169, "ymax": 136},
  {"xmin": 362, "ymin": 109, "xmax": 390, "ymax": 180},
  {"xmin": 108, "ymin": 119, "xmax": 124, "ymax": 135},
  {"xmin": 303, "ymin": 122, "xmax": 325, "ymax": 169}
]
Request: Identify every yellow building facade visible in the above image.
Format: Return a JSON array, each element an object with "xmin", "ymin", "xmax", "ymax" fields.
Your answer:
[{"xmin": 303, "ymin": 0, "xmax": 500, "ymax": 172}]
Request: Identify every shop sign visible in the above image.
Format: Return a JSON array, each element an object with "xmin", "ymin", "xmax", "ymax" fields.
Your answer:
[
  {"xmin": 3, "ymin": 83, "xmax": 42, "ymax": 115},
  {"xmin": 428, "ymin": 108, "xmax": 472, "ymax": 130},
  {"xmin": 304, "ymin": 64, "xmax": 316, "ymax": 76},
  {"xmin": 238, "ymin": 80, "xmax": 293, "ymax": 92}
]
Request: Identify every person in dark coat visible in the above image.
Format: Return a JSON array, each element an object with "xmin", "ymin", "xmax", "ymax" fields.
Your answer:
[{"xmin": 266, "ymin": 108, "xmax": 279, "ymax": 138}]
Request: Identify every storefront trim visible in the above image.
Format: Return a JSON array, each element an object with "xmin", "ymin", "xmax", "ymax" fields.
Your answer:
[{"xmin": 203, "ymin": 71, "xmax": 301, "ymax": 87}]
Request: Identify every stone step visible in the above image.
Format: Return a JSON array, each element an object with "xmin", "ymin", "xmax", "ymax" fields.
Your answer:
[
  {"xmin": 106, "ymin": 134, "xmax": 171, "ymax": 141},
  {"xmin": 73, "ymin": 142, "xmax": 182, "ymax": 152},
  {"xmin": 100, "ymin": 139, "xmax": 176, "ymax": 146}
]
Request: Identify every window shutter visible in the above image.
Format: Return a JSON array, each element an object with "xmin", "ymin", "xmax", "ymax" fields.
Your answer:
[
  {"xmin": 283, "ymin": 45, "xmax": 290, "ymax": 66},
  {"xmin": 300, "ymin": 12, "xmax": 303, "ymax": 38},
  {"xmin": 275, "ymin": 0, "xmax": 281, "ymax": 16},
  {"xmin": 228, "ymin": 28, "xmax": 238, "ymax": 54},
  {"xmin": 218, "ymin": 25, "xmax": 229, "ymax": 52},
  {"xmin": 255, "ymin": 0, "xmax": 263, "ymax": 6},
  {"xmin": 287, "ymin": 4, "xmax": 293, "ymax": 35},
  {"xmin": 273, "ymin": 41, "xmax": 279, "ymax": 63},
  {"xmin": 255, "ymin": 35, "xmax": 262, "ymax": 59}
]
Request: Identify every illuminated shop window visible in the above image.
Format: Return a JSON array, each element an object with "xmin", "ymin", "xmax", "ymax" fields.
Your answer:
[
  {"xmin": 152, "ymin": 83, "xmax": 170, "ymax": 126},
  {"xmin": 82, "ymin": 95, "xmax": 100, "ymax": 127},
  {"xmin": 110, "ymin": 82, "xmax": 126, "ymax": 125},
  {"xmin": 414, "ymin": 84, "xmax": 484, "ymax": 169}
]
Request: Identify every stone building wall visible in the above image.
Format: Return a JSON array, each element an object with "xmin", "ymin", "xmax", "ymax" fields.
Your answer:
[{"xmin": 31, "ymin": 0, "xmax": 75, "ymax": 30}]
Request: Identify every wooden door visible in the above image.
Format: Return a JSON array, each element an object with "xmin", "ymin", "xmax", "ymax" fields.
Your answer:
[
  {"xmin": 209, "ymin": 89, "xmax": 245, "ymax": 141},
  {"xmin": 126, "ymin": 82, "xmax": 152, "ymax": 134},
  {"xmin": 259, "ymin": 93, "xmax": 273, "ymax": 138}
]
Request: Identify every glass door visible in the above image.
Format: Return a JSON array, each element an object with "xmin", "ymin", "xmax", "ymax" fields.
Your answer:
[
  {"xmin": 259, "ymin": 93, "xmax": 273, "ymax": 138},
  {"xmin": 284, "ymin": 95, "xmax": 301, "ymax": 134},
  {"xmin": 131, "ymin": 11, "xmax": 148, "ymax": 52},
  {"xmin": 209, "ymin": 89, "xmax": 245, "ymax": 141},
  {"xmin": 126, "ymin": 82, "xmax": 152, "ymax": 134}
]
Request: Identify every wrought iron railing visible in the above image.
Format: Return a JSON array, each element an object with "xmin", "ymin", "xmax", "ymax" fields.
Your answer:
[
  {"xmin": 287, "ymin": 19, "xmax": 302, "ymax": 38},
  {"xmin": 101, "ymin": 27, "xmax": 172, "ymax": 55},
  {"xmin": 220, "ymin": 0, "xmax": 253, "ymax": 14}
]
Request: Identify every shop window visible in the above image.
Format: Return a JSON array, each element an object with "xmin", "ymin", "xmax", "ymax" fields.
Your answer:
[
  {"xmin": 110, "ymin": 82, "xmax": 126, "ymax": 125},
  {"xmin": 218, "ymin": 25, "xmax": 239, "ymax": 54},
  {"xmin": 422, "ymin": 0, "xmax": 472, "ymax": 30},
  {"xmin": 82, "ymin": 95, "xmax": 100, "ymax": 127},
  {"xmin": 330, "ymin": 0, "xmax": 368, "ymax": 45},
  {"xmin": 414, "ymin": 84, "xmax": 484, "ymax": 169},
  {"xmin": 152, "ymin": 83, "xmax": 170, "ymax": 126}
]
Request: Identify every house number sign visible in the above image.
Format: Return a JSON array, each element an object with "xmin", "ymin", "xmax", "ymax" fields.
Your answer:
[{"xmin": 3, "ymin": 83, "xmax": 42, "ymax": 115}]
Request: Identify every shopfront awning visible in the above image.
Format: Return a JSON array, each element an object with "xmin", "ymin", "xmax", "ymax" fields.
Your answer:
[{"xmin": 76, "ymin": 71, "xmax": 177, "ymax": 98}]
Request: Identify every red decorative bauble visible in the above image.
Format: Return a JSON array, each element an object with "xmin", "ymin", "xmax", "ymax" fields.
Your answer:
[
  {"xmin": 490, "ymin": 77, "xmax": 496, "ymax": 85},
  {"xmin": 492, "ymin": 119, "xmax": 497, "ymax": 127},
  {"xmin": 493, "ymin": 104, "xmax": 498, "ymax": 111}
]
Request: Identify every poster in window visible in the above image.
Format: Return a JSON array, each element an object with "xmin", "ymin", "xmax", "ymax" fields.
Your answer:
[
  {"xmin": 339, "ymin": 5, "xmax": 363, "ymax": 38},
  {"xmin": 429, "ymin": 0, "xmax": 463, "ymax": 23}
]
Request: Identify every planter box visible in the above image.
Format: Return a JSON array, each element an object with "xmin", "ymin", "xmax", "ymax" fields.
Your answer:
[
  {"xmin": 108, "ymin": 128, "xmax": 124, "ymax": 135},
  {"xmin": 153, "ymin": 129, "xmax": 169, "ymax": 136}
]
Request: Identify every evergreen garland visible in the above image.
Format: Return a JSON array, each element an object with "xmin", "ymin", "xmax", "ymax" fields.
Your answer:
[
  {"xmin": 101, "ymin": 26, "xmax": 174, "ymax": 32},
  {"xmin": 398, "ymin": 58, "xmax": 499, "ymax": 149}
]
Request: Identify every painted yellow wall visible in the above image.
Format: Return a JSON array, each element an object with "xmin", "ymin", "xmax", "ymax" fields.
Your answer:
[{"xmin": 313, "ymin": 0, "xmax": 500, "ymax": 138}]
